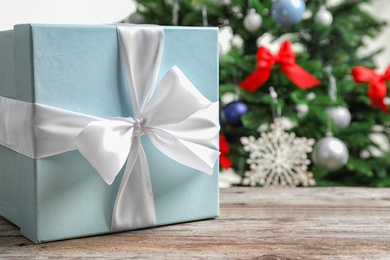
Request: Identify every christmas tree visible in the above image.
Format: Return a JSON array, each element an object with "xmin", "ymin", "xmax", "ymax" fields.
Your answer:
[{"xmin": 129, "ymin": 0, "xmax": 390, "ymax": 187}]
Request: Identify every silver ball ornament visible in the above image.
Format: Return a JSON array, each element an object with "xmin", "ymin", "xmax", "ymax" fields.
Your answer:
[
  {"xmin": 314, "ymin": 6, "xmax": 333, "ymax": 26},
  {"xmin": 243, "ymin": 9, "xmax": 262, "ymax": 32},
  {"xmin": 312, "ymin": 136, "xmax": 349, "ymax": 171},
  {"xmin": 326, "ymin": 106, "xmax": 351, "ymax": 130},
  {"xmin": 127, "ymin": 13, "xmax": 143, "ymax": 24}
]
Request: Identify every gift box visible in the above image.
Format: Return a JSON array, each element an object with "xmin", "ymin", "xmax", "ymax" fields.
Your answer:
[{"xmin": 0, "ymin": 24, "xmax": 219, "ymax": 243}]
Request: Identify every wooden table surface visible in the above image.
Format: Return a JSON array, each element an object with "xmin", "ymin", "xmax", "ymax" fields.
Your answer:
[{"xmin": 1, "ymin": 187, "xmax": 390, "ymax": 259}]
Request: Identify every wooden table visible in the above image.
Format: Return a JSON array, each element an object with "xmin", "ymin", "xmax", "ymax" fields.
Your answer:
[{"xmin": 1, "ymin": 187, "xmax": 390, "ymax": 259}]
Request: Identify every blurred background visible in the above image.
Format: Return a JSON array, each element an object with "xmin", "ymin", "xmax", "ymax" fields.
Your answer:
[{"xmin": 0, "ymin": 0, "xmax": 388, "ymax": 70}]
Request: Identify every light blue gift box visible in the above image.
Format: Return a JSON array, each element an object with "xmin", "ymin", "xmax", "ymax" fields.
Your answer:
[{"xmin": 0, "ymin": 24, "xmax": 219, "ymax": 243}]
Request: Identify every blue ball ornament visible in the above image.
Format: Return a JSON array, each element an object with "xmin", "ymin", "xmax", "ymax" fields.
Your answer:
[
  {"xmin": 223, "ymin": 101, "xmax": 248, "ymax": 126},
  {"xmin": 271, "ymin": 0, "xmax": 306, "ymax": 26}
]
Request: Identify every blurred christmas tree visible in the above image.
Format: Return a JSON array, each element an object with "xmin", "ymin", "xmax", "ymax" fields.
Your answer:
[{"xmin": 129, "ymin": 0, "xmax": 390, "ymax": 187}]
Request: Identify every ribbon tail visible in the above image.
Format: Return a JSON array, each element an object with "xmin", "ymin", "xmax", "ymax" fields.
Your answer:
[
  {"xmin": 281, "ymin": 64, "xmax": 321, "ymax": 89},
  {"xmin": 368, "ymin": 82, "xmax": 388, "ymax": 113},
  {"xmin": 239, "ymin": 69, "xmax": 270, "ymax": 92},
  {"xmin": 147, "ymin": 128, "xmax": 219, "ymax": 175},
  {"xmin": 110, "ymin": 138, "xmax": 156, "ymax": 232}
]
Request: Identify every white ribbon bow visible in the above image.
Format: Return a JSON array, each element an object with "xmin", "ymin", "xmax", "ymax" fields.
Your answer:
[{"xmin": 0, "ymin": 25, "xmax": 220, "ymax": 232}]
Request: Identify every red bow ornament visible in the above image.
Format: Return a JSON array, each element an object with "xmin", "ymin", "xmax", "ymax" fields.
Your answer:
[
  {"xmin": 219, "ymin": 134, "xmax": 232, "ymax": 169},
  {"xmin": 239, "ymin": 40, "xmax": 321, "ymax": 92},
  {"xmin": 352, "ymin": 66, "xmax": 390, "ymax": 112}
]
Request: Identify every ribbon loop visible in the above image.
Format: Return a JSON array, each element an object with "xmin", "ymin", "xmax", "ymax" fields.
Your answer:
[
  {"xmin": 276, "ymin": 40, "xmax": 295, "ymax": 65},
  {"xmin": 74, "ymin": 119, "xmax": 135, "ymax": 185},
  {"xmin": 352, "ymin": 66, "xmax": 378, "ymax": 83},
  {"xmin": 239, "ymin": 40, "xmax": 321, "ymax": 92},
  {"xmin": 257, "ymin": 47, "xmax": 275, "ymax": 69}
]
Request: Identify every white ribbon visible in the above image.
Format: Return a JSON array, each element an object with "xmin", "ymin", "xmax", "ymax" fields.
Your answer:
[{"xmin": 0, "ymin": 25, "xmax": 220, "ymax": 232}]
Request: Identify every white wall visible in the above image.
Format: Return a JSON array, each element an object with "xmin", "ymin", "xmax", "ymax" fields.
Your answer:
[
  {"xmin": 0, "ymin": 0, "xmax": 135, "ymax": 31},
  {"xmin": 362, "ymin": 0, "xmax": 390, "ymax": 71}
]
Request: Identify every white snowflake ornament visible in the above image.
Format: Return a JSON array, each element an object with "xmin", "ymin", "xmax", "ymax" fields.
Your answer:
[{"xmin": 240, "ymin": 118, "xmax": 316, "ymax": 187}]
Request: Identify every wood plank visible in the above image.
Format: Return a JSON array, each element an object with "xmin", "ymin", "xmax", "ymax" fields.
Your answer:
[{"xmin": 1, "ymin": 187, "xmax": 390, "ymax": 259}]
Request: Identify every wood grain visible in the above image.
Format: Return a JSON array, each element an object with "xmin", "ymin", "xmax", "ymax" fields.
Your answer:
[{"xmin": 1, "ymin": 187, "xmax": 390, "ymax": 259}]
